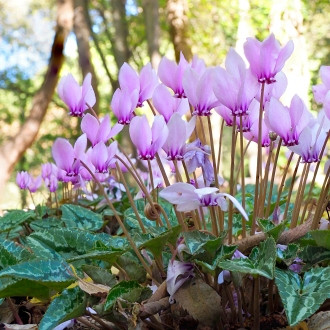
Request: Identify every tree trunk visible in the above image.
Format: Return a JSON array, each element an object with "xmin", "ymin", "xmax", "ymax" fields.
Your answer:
[
  {"xmin": 74, "ymin": 0, "xmax": 100, "ymax": 113},
  {"xmin": 111, "ymin": 0, "xmax": 130, "ymax": 68},
  {"xmin": 0, "ymin": 0, "xmax": 74, "ymax": 203},
  {"xmin": 141, "ymin": 0, "xmax": 161, "ymax": 68},
  {"xmin": 166, "ymin": 0, "xmax": 193, "ymax": 62}
]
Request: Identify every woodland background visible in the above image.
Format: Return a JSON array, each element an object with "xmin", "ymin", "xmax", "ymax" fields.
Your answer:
[{"xmin": 0, "ymin": 0, "xmax": 329, "ymax": 210}]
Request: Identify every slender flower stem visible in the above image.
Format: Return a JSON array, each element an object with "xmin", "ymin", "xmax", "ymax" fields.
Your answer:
[
  {"xmin": 209, "ymin": 206, "xmax": 219, "ymax": 236},
  {"xmin": 147, "ymin": 159, "xmax": 156, "ymax": 202},
  {"xmin": 283, "ymin": 156, "xmax": 301, "ymax": 221},
  {"xmin": 239, "ymin": 116, "xmax": 246, "ymax": 237},
  {"xmin": 228, "ymin": 116, "xmax": 237, "ymax": 243},
  {"xmin": 115, "ymin": 163, "xmax": 146, "ymax": 233},
  {"xmin": 182, "ymin": 159, "xmax": 190, "ymax": 183},
  {"xmin": 264, "ymin": 139, "xmax": 282, "ymax": 218},
  {"xmin": 268, "ymin": 279, "xmax": 274, "ymax": 313},
  {"xmin": 155, "ymin": 153, "xmax": 170, "ymax": 187},
  {"xmin": 300, "ymin": 132, "xmax": 329, "ymax": 223},
  {"xmin": 79, "ymin": 160, "xmax": 155, "ymax": 282},
  {"xmin": 216, "ymin": 119, "xmax": 225, "ymax": 174},
  {"xmin": 311, "ymin": 167, "xmax": 330, "ymax": 229},
  {"xmin": 251, "ymin": 82, "xmax": 265, "ymax": 235},
  {"xmin": 198, "ymin": 116, "xmax": 207, "ymax": 145},
  {"xmin": 274, "ymin": 152, "xmax": 294, "ymax": 212},
  {"xmin": 290, "ymin": 163, "xmax": 310, "ymax": 229},
  {"xmin": 147, "ymin": 99, "xmax": 157, "ymax": 116},
  {"xmin": 235, "ymin": 139, "xmax": 252, "ymax": 185},
  {"xmin": 258, "ymin": 141, "xmax": 274, "ymax": 218},
  {"xmin": 173, "ymin": 159, "xmax": 183, "ymax": 182},
  {"xmin": 207, "ymin": 115, "xmax": 219, "ymax": 188},
  {"xmin": 86, "ymin": 102, "xmax": 100, "ymax": 123}
]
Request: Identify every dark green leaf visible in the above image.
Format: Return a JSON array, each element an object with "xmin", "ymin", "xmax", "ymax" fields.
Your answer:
[
  {"xmin": 140, "ymin": 225, "xmax": 181, "ymax": 257},
  {"xmin": 218, "ymin": 237, "xmax": 276, "ymax": 279},
  {"xmin": 26, "ymin": 237, "xmax": 64, "ymax": 260},
  {"xmin": 0, "ymin": 210, "xmax": 34, "ymax": 232},
  {"xmin": 29, "ymin": 217, "xmax": 65, "ymax": 231},
  {"xmin": 117, "ymin": 252, "xmax": 146, "ymax": 283},
  {"xmin": 275, "ymin": 267, "xmax": 330, "ymax": 326},
  {"xmin": 310, "ymin": 230, "xmax": 330, "ymax": 250},
  {"xmin": 104, "ymin": 280, "xmax": 141, "ymax": 311},
  {"xmin": 276, "ymin": 244, "xmax": 299, "ymax": 266},
  {"xmin": 299, "ymin": 246, "xmax": 330, "ymax": 270},
  {"xmin": 61, "ymin": 204, "xmax": 103, "ymax": 231},
  {"xmin": 39, "ymin": 287, "xmax": 86, "ymax": 330},
  {"xmin": 258, "ymin": 218, "xmax": 287, "ymax": 241},
  {"xmin": 67, "ymin": 250, "xmax": 122, "ymax": 264},
  {"xmin": 0, "ymin": 277, "xmax": 51, "ymax": 299},
  {"xmin": 81, "ymin": 265, "xmax": 117, "ymax": 287}
]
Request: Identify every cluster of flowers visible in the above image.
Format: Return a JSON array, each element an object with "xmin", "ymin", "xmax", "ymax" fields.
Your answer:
[{"xmin": 17, "ymin": 34, "xmax": 329, "ymax": 212}]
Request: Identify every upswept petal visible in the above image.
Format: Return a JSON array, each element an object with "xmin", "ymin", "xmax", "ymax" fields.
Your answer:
[
  {"xmin": 218, "ymin": 192, "xmax": 248, "ymax": 220},
  {"xmin": 74, "ymin": 134, "xmax": 87, "ymax": 159},
  {"xmin": 139, "ymin": 63, "xmax": 159, "ymax": 102},
  {"xmin": 118, "ymin": 62, "xmax": 140, "ymax": 93},
  {"xmin": 214, "ymin": 105, "xmax": 233, "ymax": 126},
  {"xmin": 109, "ymin": 123, "xmax": 124, "ymax": 139},
  {"xmin": 52, "ymin": 138, "xmax": 74, "ymax": 173},
  {"xmin": 182, "ymin": 68, "xmax": 199, "ymax": 107},
  {"xmin": 96, "ymin": 115, "xmax": 111, "ymax": 144},
  {"xmin": 274, "ymin": 40, "xmax": 294, "ymax": 74},
  {"xmin": 265, "ymin": 98, "xmax": 291, "ymax": 139},
  {"xmin": 197, "ymin": 68, "xmax": 219, "ymax": 111},
  {"xmin": 225, "ymin": 48, "xmax": 246, "ymax": 81},
  {"xmin": 58, "ymin": 74, "xmax": 81, "ymax": 111},
  {"xmin": 90, "ymin": 142, "xmax": 109, "ymax": 172},
  {"xmin": 289, "ymin": 95, "xmax": 313, "ymax": 134},
  {"xmin": 194, "ymin": 187, "xmax": 219, "ymax": 197},
  {"xmin": 81, "ymin": 73, "xmax": 96, "ymax": 110},
  {"xmin": 81, "ymin": 113, "xmax": 98, "ymax": 145},
  {"xmin": 176, "ymin": 98, "xmax": 190, "ymax": 117},
  {"xmin": 320, "ymin": 66, "xmax": 330, "ymax": 88},
  {"xmin": 159, "ymin": 182, "xmax": 198, "ymax": 204},
  {"xmin": 152, "ymin": 84, "xmax": 174, "ymax": 122},
  {"xmin": 129, "ymin": 115, "xmax": 152, "ymax": 156},
  {"xmin": 158, "ymin": 57, "xmax": 178, "ymax": 92},
  {"xmin": 260, "ymin": 34, "xmax": 279, "ymax": 79},
  {"xmin": 244, "ymin": 37, "xmax": 261, "ymax": 77},
  {"xmin": 151, "ymin": 115, "xmax": 169, "ymax": 154},
  {"xmin": 313, "ymin": 84, "xmax": 328, "ymax": 104}
]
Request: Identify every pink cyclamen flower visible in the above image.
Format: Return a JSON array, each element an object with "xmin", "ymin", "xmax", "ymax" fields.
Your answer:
[
  {"xmin": 167, "ymin": 260, "xmax": 194, "ymax": 304},
  {"xmin": 184, "ymin": 139, "xmax": 214, "ymax": 185},
  {"xmin": 129, "ymin": 115, "xmax": 168, "ymax": 160},
  {"xmin": 81, "ymin": 113, "xmax": 123, "ymax": 147},
  {"xmin": 158, "ymin": 52, "xmax": 189, "ymax": 98},
  {"xmin": 159, "ymin": 182, "xmax": 248, "ymax": 220},
  {"xmin": 57, "ymin": 73, "xmax": 96, "ymax": 117},
  {"xmin": 312, "ymin": 66, "xmax": 330, "ymax": 104},
  {"xmin": 162, "ymin": 113, "xmax": 196, "ymax": 160},
  {"xmin": 118, "ymin": 62, "xmax": 159, "ymax": 107},
  {"xmin": 213, "ymin": 48, "xmax": 259, "ymax": 116},
  {"xmin": 110, "ymin": 88, "xmax": 139, "ymax": 124},
  {"xmin": 89, "ymin": 141, "xmax": 118, "ymax": 173},
  {"xmin": 152, "ymin": 84, "xmax": 189, "ymax": 122},
  {"xmin": 265, "ymin": 95, "xmax": 313, "ymax": 146},
  {"xmin": 214, "ymin": 105, "xmax": 234, "ymax": 126},
  {"xmin": 41, "ymin": 163, "xmax": 58, "ymax": 181},
  {"xmin": 16, "ymin": 171, "xmax": 31, "ymax": 189},
  {"xmin": 52, "ymin": 134, "xmax": 87, "ymax": 177},
  {"xmin": 289, "ymin": 121, "xmax": 327, "ymax": 163},
  {"xmin": 244, "ymin": 33, "xmax": 294, "ymax": 84},
  {"xmin": 183, "ymin": 67, "xmax": 219, "ymax": 116},
  {"xmin": 28, "ymin": 175, "xmax": 42, "ymax": 193}
]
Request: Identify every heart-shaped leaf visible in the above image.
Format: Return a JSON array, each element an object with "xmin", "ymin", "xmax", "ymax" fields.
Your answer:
[
  {"xmin": 275, "ymin": 267, "xmax": 330, "ymax": 326},
  {"xmin": 39, "ymin": 286, "xmax": 86, "ymax": 330},
  {"xmin": 0, "ymin": 210, "xmax": 35, "ymax": 233},
  {"xmin": 310, "ymin": 230, "xmax": 330, "ymax": 250},
  {"xmin": 218, "ymin": 237, "xmax": 276, "ymax": 279}
]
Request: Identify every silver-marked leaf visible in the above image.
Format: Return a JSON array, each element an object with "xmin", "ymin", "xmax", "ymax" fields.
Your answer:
[
  {"xmin": 81, "ymin": 265, "xmax": 117, "ymax": 287},
  {"xmin": 39, "ymin": 286, "xmax": 86, "ymax": 330},
  {"xmin": 26, "ymin": 237, "xmax": 64, "ymax": 261},
  {"xmin": 0, "ymin": 240, "xmax": 31, "ymax": 261},
  {"xmin": 0, "ymin": 260, "xmax": 74, "ymax": 290},
  {"xmin": 276, "ymin": 243, "xmax": 299, "ymax": 266},
  {"xmin": 258, "ymin": 218, "xmax": 286, "ymax": 241},
  {"xmin": 0, "ymin": 210, "xmax": 35, "ymax": 233},
  {"xmin": 61, "ymin": 204, "xmax": 103, "ymax": 231},
  {"xmin": 298, "ymin": 246, "xmax": 330, "ymax": 271},
  {"xmin": 104, "ymin": 280, "xmax": 141, "ymax": 311},
  {"xmin": 275, "ymin": 267, "xmax": 330, "ymax": 326},
  {"xmin": 218, "ymin": 237, "xmax": 276, "ymax": 279},
  {"xmin": 67, "ymin": 250, "xmax": 122, "ymax": 264}
]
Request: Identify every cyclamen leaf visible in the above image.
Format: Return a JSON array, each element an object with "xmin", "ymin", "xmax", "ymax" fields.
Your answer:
[
  {"xmin": 0, "ymin": 210, "xmax": 35, "ymax": 233},
  {"xmin": 61, "ymin": 204, "xmax": 103, "ymax": 231},
  {"xmin": 104, "ymin": 280, "xmax": 141, "ymax": 311},
  {"xmin": 117, "ymin": 252, "xmax": 147, "ymax": 283},
  {"xmin": 310, "ymin": 230, "xmax": 330, "ymax": 250},
  {"xmin": 81, "ymin": 265, "xmax": 117, "ymax": 287},
  {"xmin": 276, "ymin": 243, "xmax": 299, "ymax": 266},
  {"xmin": 0, "ymin": 260, "xmax": 75, "ymax": 290},
  {"xmin": 26, "ymin": 237, "xmax": 64, "ymax": 261},
  {"xmin": 218, "ymin": 237, "xmax": 276, "ymax": 279},
  {"xmin": 298, "ymin": 246, "xmax": 330, "ymax": 271},
  {"xmin": 66, "ymin": 250, "xmax": 122, "ymax": 264},
  {"xmin": 275, "ymin": 267, "xmax": 330, "ymax": 326},
  {"xmin": 0, "ymin": 277, "xmax": 51, "ymax": 299},
  {"xmin": 0, "ymin": 246, "xmax": 20, "ymax": 270},
  {"xmin": 257, "ymin": 218, "xmax": 287, "ymax": 241},
  {"xmin": 0, "ymin": 240, "xmax": 31, "ymax": 261},
  {"xmin": 39, "ymin": 287, "xmax": 86, "ymax": 330},
  {"xmin": 140, "ymin": 225, "xmax": 181, "ymax": 257}
]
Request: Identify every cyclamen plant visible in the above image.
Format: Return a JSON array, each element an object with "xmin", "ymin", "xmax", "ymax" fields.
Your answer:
[{"xmin": 13, "ymin": 33, "xmax": 330, "ymax": 329}]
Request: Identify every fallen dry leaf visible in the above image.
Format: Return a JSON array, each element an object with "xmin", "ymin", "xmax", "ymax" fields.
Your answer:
[
  {"xmin": 173, "ymin": 277, "xmax": 222, "ymax": 327},
  {"xmin": 78, "ymin": 278, "xmax": 110, "ymax": 296}
]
